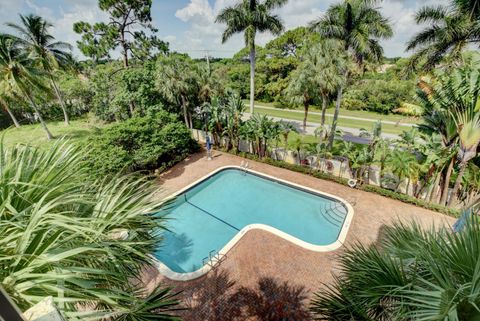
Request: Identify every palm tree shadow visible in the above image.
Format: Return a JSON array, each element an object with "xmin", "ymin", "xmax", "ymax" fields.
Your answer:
[
  {"xmin": 171, "ymin": 270, "xmax": 311, "ymax": 321},
  {"xmin": 373, "ymin": 224, "xmax": 389, "ymax": 249},
  {"xmin": 157, "ymin": 232, "xmax": 193, "ymax": 266}
]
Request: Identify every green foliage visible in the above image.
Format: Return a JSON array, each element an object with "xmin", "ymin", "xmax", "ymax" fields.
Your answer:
[
  {"xmin": 116, "ymin": 62, "xmax": 165, "ymax": 114},
  {"xmin": 343, "ymin": 78, "xmax": 415, "ymax": 114},
  {"xmin": 74, "ymin": 0, "xmax": 168, "ymax": 65},
  {"xmin": 311, "ymin": 0, "xmax": 393, "ymax": 64},
  {"xmin": 407, "ymin": 0, "xmax": 480, "ymax": 71},
  {"xmin": 85, "ymin": 111, "xmax": 198, "ymax": 175},
  {"xmin": 88, "ymin": 63, "xmax": 121, "ymax": 121},
  {"xmin": 359, "ymin": 184, "xmax": 459, "ymax": 216},
  {"xmin": 0, "ymin": 33, "xmax": 54, "ymax": 139},
  {"xmin": 73, "ymin": 21, "xmax": 112, "ymax": 62},
  {"xmin": 311, "ymin": 215, "xmax": 480, "ymax": 319},
  {"xmin": 216, "ymin": 1, "xmax": 287, "ymax": 46},
  {"xmin": 265, "ymin": 26, "xmax": 316, "ymax": 58},
  {"xmin": 56, "ymin": 71, "xmax": 92, "ymax": 116},
  {"xmin": 155, "ymin": 54, "xmax": 199, "ymax": 126},
  {"xmin": 393, "ymin": 102, "xmax": 424, "ymax": 116},
  {"xmin": 0, "ymin": 141, "xmax": 180, "ymax": 319}
]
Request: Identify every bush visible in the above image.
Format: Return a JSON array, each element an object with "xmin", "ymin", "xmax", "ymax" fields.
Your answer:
[
  {"xmin": 343, "ymin": 79, "xmax": 415, "ymax": 114},
  {"xmin": 359, "ymin": 185, "xmax": 459, "ymax": 217},
  {"xmin": 85, "ymin": 111, "xmax": 198, "ymax": 175}
]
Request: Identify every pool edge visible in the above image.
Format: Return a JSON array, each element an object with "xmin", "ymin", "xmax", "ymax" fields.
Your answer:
[{"xmin": 154, "ymin": 165, "xmax": 355, "ymax": 281}]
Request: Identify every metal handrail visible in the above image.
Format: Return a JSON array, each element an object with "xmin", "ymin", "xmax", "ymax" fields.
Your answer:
[{"xmin": 202, "ymin": 250, "xmax": 227, "ymax": 269}]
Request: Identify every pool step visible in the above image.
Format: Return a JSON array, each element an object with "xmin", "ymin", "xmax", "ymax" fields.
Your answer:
[{"xmin": 321, "ymin": 203, "xmax": 347, "ymax": 227}]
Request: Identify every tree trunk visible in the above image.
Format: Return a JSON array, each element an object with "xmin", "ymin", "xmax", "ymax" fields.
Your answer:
[
  {"xmin": 380, "ymin": 159, "xmax": 385, "ymax": 185},
  {"xmin": 303, "ymin": 96, "xmax": 309, "ymax": 129},
  {"xmin": 50, "ymin": 76, "xmax": 69, "ymax": 125},
  {"xmin": 120, "ymin": 34, "xmax": 136, "ymax": 117},
  {"xmin": 121, "ymin": 41, "xmax": 129, "ymax": 68},
  {"xmin": 128, "ymin": 103, "xmax": 135, "ymax": 117},
  {"xmin": 395, "ymin": 178, "xmax": 403, "ymax": 192},
  {"xmin": 25, "ymin": 94, "xmax": 53, "ymax": 140},
  {"xmin": 249, "ymin": 41, "xmax": 256, "ymax": 114},
  {"xmin": 440, "ymin": 157, "xmax": 454, "ymax": 205},
  {"xmin": 429, "ymin": 173, "xmax": 441, "ymax": 203},
  {"xmin": 181, "ymin": 95, "xmax": 189, "ymax": 128},
  {"xmin": 447, "ymin": 162, "xmax": 467, "ymax": 207},
  {"xmin": 321, "ymin": 95, "xmax": 327, "ymax": 126},
  {"xmin": 328, "ymin": 86, "xmax": 343, "ymax": 150},
  {"xmin": 1, "ymin": 101, "xmax": 21, "ymax": 128}
]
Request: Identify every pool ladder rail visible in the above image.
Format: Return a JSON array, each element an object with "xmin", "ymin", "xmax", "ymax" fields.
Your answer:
[
  {"xmin": 202, "ymin": 250, "xmax": 227, "ymax": 269},
  {"xmin": 240, "ymin": 161, "xmax": 250, "ymax": 174}
]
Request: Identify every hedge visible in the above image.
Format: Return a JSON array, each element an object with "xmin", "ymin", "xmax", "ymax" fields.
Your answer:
[
  {"xmin": 230, "ymin": 151, "xmax": 460, "ymax": 217},
  {"xmin": 85, "ymin": 111, "xmax": 199, "ymax": 176}
]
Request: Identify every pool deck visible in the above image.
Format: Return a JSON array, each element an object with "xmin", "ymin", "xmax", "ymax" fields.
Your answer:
[{"xmin": 143, "ymin": 150, "xmax": 454, "ymax": 316}]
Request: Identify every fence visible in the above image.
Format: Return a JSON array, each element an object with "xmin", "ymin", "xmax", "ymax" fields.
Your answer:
[{"xmin": 191, "ymin": 128, "xmax": 424, "ymax": 196}]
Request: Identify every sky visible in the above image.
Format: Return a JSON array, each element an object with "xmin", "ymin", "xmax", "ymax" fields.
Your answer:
[{"xmin": 0, "ymin": 0, "xmax": 447, "ymax": 59}]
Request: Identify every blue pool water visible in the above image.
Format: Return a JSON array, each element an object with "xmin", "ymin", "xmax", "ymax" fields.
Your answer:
[{"xmin": 155, "ymin": 168, "xmax": 348, "ymax": 274}]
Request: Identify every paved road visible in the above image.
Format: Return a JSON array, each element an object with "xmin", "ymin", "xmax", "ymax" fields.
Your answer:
[
  {"xmin": 244, "ymin": 112, "xmax": 400, "ymax": 141},
  {"xmin": 254, "ymin": 105, "xmax": 415, "ymax": 128}
]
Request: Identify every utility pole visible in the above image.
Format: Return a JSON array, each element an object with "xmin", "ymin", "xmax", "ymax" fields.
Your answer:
[{"xmin": 205, "ymin": 50, "xmax": 211, "ymax": 75}]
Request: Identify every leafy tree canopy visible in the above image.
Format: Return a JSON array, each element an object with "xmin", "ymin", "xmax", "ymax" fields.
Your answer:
[
  {"xmin": 265, "ymin": 26, "xmax": 318, "ymax": 57},
  {"xmin": 73, "ymin": 0, "xmax": 168, "ymax": 66}
]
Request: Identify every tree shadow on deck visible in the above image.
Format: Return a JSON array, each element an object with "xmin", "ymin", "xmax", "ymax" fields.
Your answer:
[{"xmin": 171, "ymin": 269, "xmax": 311, "ymax": 321}]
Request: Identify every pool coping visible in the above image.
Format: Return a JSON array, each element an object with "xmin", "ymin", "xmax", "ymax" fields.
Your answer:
[{"xmin": 152, "ymin": 165, "xmax": 355, "ymax": 281}]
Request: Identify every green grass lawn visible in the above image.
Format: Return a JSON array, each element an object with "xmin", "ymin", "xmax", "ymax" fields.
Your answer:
[
  {"xmin": 0, "ymin": 117, "xmax": 349, "ymax": 152},
  {"xmin": 1, "ymin": 118, "xmax": 103, "ymax": 149},
  {"xmin": 245, "ymin": 100, "xmax": 421, "ymax": 124},
  {"xmin": 253, "ymin": 107, "xmax": 408, "ymax": 135}
]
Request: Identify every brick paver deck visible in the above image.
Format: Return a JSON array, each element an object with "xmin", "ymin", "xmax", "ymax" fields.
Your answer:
[{"xmin": 143, "ymin": 151, "xmax": 454, "ymax": 320}]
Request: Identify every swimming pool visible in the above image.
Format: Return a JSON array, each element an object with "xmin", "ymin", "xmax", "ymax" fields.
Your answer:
[{"xmin": 154, "ymin": 166, "xmax": 354, "ymax": 280}]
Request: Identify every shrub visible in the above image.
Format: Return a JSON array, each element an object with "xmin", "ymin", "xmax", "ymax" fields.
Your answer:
[
  {"xmin": 85, "ymin": 111, "xmax": 198, "ymax": 175},
  {"xmin": 0, "ymin": 142, "xmax": 180, "ymax": 319},
  {"xmin": 311, "ymin": 217, "xmax": 480, "ymax": 319}
]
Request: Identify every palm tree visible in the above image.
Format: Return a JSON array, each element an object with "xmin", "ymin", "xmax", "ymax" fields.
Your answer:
[
  {"xmin": 205, "ymin": 97, "xmax": 226, "ymax": 146},
  {"xmin": 374, "ymin": 138, "xmax": 391, "ymax": 184},
  {"xmin": 279, "ymin": 120, "xmax": 298, "ymax": 148},
  {"xmin": 416, "ymin": 64, "xmax": 480, "ymax": 206},
  {"xmin": 216, "ymin": 0, "xmax": 287, "ymax": 114},
  {"xmin": 386, "ymin": 149, "xmax": 419, "ymax": 194},
  {"xmin": 224, "ymin": 93, "xmax": 246, "ymax": 151},
  {"xmin": 307, "ymin": 40, "xmax": 346, "ymax": 127},
  {"xmin": 0, "ymin": 34, "xmax": 53, "ymax": 139},
  {"xmin": 243, "ymin": 113, "xmax": 280, "ymax": 157},
  {"xmin": 415, "ymin": 133, "xmax": 454, "ymax": 202},
  {"xmin": 196, "ymin": 63, "xmax": 224, "ymax": 104},
  {"xmin": 155, "ymin": 55, "xmax": 197, "ymax": 128},
  {"xmin": 407, "ymin": 0, "xmax": 480, "ymax": 71},
  {"xmin": 448, "ymin": 106, "xmax": 480, "ymax": 206},
  {"xmin": 7, "ymin": 14, "xmax": 73, "ymax": 125},
  {"xmin": 311, "ymin": 0, "xmax": 393, "ymax": 149},
  {"xmin": 0, "ymin": 142, "xmax": 180, "ymax": 319},
  {"xmin": 284, "ymin": 63, "xmax": 316, "ymax": 129},
  {"xmin": 0, "ymin": 92, "xmax": 21, "ymax": 128},
  {"xmin": 311, "ymin": 216, "xmax": 480, "ymax": 320}
]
